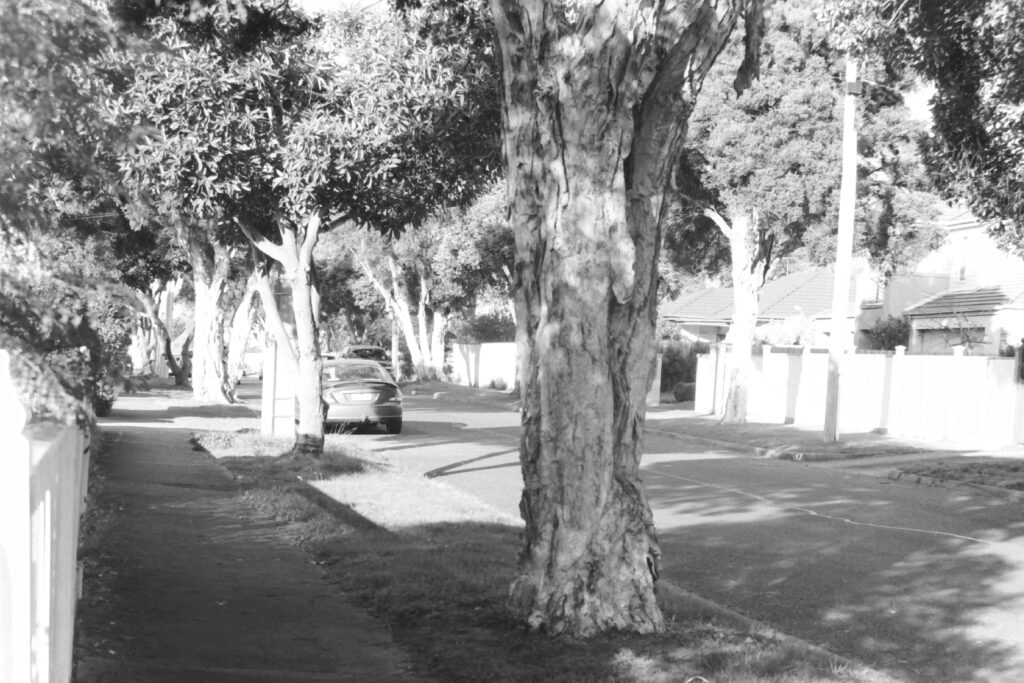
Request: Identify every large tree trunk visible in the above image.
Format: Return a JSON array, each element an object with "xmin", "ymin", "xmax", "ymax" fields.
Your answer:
[
  {"xmin": 491, "ymin": 0, "xmax": 759, "ymax": 637},
  {"xmin": 186, "ymin": 231, "xmax": 233, "ymax": 403},
  {"xmin": 720, "ymin": 211, "xmax": 761, "ymax": 423}
]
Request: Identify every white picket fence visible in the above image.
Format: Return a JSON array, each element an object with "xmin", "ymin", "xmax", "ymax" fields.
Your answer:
[
  {"xmin": 696, "ymin": 344, "xmax": 1024, "ymax": 447},
  {"xmin": 0, "ymin": 350, "xmax": 91, "ymax": 683}
]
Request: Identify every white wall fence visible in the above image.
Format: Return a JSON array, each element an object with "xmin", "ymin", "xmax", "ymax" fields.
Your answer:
[
  {"xmin": 1, "ymin": 350, "xmax": 91, "ymax": 683},
  {"xmin": 450, "ymin": 342, "xmax": 518, "ymax": 390},
  {"xmin": 696, "ymin": 344, "xmax": 1024, "ymax": 447}
]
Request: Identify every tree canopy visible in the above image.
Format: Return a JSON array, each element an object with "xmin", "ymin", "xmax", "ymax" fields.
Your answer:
[{"xmin": 820, "ymin": 0, "xmax": 1024, "ymax": 256}]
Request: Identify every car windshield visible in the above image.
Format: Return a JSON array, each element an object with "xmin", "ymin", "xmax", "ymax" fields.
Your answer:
[
  {"xmin": 349, "ymin": 347, "xmax": 389, "ymax": 361},
  {"xmin": 324, "ymin": 364, "xmax": 391, "ymax": 382}
]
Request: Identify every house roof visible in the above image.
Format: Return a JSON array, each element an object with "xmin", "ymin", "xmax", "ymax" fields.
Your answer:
[
  {"xmin": 660, "ymin": 268, "xmax": 859, "ymax": 324},
  {"xmin": 903, "ymin": 281, "xmax": 1024, "ymax": 318}
]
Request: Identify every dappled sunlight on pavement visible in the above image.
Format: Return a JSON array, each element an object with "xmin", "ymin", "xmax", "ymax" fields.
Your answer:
[{"xmin": 644, "ymin": 445, "xmax": 1024, "ymax": 683}]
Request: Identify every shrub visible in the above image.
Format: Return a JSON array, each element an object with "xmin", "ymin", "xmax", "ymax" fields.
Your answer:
[
  {"xmin": 673, "ymin": 382, "xmax": 696, "ymax": 402},
  {"xmin": 866, "ymin": 315, "xmax": 911, "ymax": 351},
  {"xmin": 660, "ymin": 340, "xmax": 709, "ymax": 391}
]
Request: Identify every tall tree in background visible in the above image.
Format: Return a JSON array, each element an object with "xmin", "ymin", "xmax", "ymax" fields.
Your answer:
[
  {"xmin": 345, "ymin": 183, "xmax": 514, "ymax": 379},
  {"xmin": 670, "ymin": 0, "xmax": 840, "ymax": 422},
  {"xmin": 490, "ymin": 0, "xmax": 763, "ymax": 635},
  {"xmin": 667, "ymin": 1, "xmax": 945, "ymax": 422}
]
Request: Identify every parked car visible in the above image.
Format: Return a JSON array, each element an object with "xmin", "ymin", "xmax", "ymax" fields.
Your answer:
[
  {"xmin": 341, "ymin": 344, "xmax": 394, "ymax": 376},
  {"xmin": 321, "ymin": 358, "xmax": 403, "ymax": 434}
]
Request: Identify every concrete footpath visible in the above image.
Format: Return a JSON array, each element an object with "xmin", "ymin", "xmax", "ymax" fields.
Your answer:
[{"xmin": 74, "ymin": 389, "xmax": 422, "ymax": 682}]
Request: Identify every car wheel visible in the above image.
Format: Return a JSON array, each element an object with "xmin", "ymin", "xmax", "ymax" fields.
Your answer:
[{"xmin": 384, "ymin": 419, "xmax": 402, "ymax": 435}]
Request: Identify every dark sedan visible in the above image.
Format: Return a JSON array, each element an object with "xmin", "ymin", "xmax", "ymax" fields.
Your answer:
[{"xmin": 322, "ymin": 359, "xmax": 403, "ymax": 434}]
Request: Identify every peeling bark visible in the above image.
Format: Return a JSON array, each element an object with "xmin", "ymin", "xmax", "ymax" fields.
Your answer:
[{"xmin": 491, "ymin": 0, "xmax": 762, "ymax": 636}]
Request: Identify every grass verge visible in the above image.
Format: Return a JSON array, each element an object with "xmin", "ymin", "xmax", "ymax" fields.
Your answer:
[
  {"xmin": 204, "ymin": 430, "xmax": 893, "ymax": 683},
  {"xmin": 898, "ymin": 456, "xmax": 1024, "ymax": 491}
]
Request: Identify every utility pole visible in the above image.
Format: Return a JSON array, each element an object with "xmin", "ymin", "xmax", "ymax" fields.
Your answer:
[{"xmin": 824, "ymin": 58, "xmax": 859, "ymax": 442}]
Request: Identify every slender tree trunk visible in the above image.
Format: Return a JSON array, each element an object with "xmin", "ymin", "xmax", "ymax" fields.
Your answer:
[
  {"xmin": 289, "ymin": 215, "xmax": 324, "ymax": 455},
  {"xmin": 414, "ymin": 273, "xmax": 436, "ymax": 380},
  {"xmin": 429, "ymin": 309, "xmax": 447, "ymax": 377},
  {"xmin": 186, "ymin": 231, "xmax": 233, "ymax": 403},
  {"xmin": 391, "ymin": 312, "xmax": 400, "ymax": 380},
  {"xmin": 251, "ymin": 247, "xmax": 297, "ymax": 362},
  {"xmin": 491, "ymin": 0, "xmax": 758, "ymax": 636},
  {"xmin": 392, "ymin": 285, "xmax": 427, "ymax": 376},
  {"xmin": 133, "ymin": 286, "xmax": 188, "ymax": 385},
  {"xmin": 237, "ymin": 213, "xmax": 324, "ymax": 454},
  {"xmin": 225, "ymin": 271, "xmax": 259, "ymax": 393},
  {"xmin": 721, "ymin": 211, "xmax": 761, "ymax": 423}
]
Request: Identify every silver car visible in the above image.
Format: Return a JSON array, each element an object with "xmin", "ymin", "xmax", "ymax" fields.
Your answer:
[{"xmin": 321, "ymin": 359, "xmax": 403, "ymax": 434}]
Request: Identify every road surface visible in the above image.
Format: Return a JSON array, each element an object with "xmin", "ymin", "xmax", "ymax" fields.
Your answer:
[{"xmin": 337, "ymin": 393, "xmax": 1024, "ymax": 683}]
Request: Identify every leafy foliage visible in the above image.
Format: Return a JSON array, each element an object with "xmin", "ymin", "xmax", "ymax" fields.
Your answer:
[
  {"xmin": 452, "ymin": 311, "xmax": 516, "ymax": 343},
  {"xmin": 865, "ymin": 314, "xmax": 911, "ymax": 350},
  {"xmin": 819, "ymin": 0, "xmax": 1024, "ymax": 257},
  {"xmin": 659, "ymin": 340, "xmax": 709, "ymax": 392},
  {"xmin": 666, "ymin": 0, "xmax": 841, "ymax": 281},
  {"xmin": 1, "ymin": 232, "xmax": 133, "ymax": 422},
  {"xmin": 668, "ymin": 0, "xmax": 944, "ymax": 282}
]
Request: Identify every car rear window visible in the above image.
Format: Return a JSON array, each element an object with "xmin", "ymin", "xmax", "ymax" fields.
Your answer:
[
  {"xmin": 324, "ymin": 364, "xmax": 391, "ymax": 382},
  {"xmin": 349, "ymin": 348, "xmax": 389, "ymax": 361}
]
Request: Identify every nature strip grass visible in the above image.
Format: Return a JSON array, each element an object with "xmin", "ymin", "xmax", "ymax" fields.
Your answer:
[
  {"xmin": 200, "ymin": 430, "xmax": 897, "ymax": 683},
  {"xmin": 897, "ymin": 457, "xmax": 1024, "ymax": 491}
]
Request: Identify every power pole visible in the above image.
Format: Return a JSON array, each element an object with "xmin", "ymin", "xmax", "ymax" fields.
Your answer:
[{"xmin": 824, "ymin": 58, "xmax": 859, "ymax": 442}]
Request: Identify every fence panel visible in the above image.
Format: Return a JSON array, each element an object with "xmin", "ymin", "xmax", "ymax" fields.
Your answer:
[
  {"xmin": 694, "ymin": 345, "xmax": 1024, "ymax": 446},
  {"xmin": 1, "ymin": 350, "xmax": 91, "ymax": 683}
]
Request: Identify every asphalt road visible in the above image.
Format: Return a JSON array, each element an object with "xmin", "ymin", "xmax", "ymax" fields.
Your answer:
[{"xmin": 340, "ymin": 393, "xmax": 1024, "ymax": 683}]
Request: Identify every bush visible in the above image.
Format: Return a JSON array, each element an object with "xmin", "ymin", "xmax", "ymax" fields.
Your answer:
[
  {"xmin": 866, "ymin": 315, "xmax": 911, "ymax": 350},
  {"xmin": 660, "ymin": 340, "xmax": 709, "ymax": 391},
  {"xmin": 673, "ymin": 382, "xmax": 696, "ymax": 402}
]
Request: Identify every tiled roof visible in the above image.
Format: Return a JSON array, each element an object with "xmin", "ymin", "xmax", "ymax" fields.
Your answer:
[
  {"xmin": 904, "ymin": 281, "xmax": 1024, "ymax": 317},
  {"xmin": 660, "ymin": 268, "xmax": 858, "ymax": 323}
]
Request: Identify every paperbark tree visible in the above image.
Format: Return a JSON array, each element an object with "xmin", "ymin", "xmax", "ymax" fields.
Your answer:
[
  {"xmin": 666, "ymin": 0, "xmax": 941, "ymax": 422},
  {"xmin": 490, "ymin": 0, "xmax": 763, "ymax": 635}
]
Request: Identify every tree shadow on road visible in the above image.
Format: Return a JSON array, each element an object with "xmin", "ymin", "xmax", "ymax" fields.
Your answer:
[{"xmin": 647, "ymin": 465, "xmax": 1024, "ymax": 683}]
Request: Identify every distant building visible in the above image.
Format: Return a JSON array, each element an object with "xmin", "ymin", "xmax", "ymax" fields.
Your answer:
[
  {"xmin": 900, "ymin": 207, "xmax": 1024, "ymax": 355},
  {"xmin": 659, "ymin": 266, "xmax": 875, "ymax": 348}
]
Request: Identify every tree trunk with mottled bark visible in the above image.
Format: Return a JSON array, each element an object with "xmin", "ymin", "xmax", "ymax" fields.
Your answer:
[
  {"xmin": 491, "ymin": 0, "xmax": 762, "ymax": 636},
  {"xmin": 186, "ymin": 230, "xmax": 233, "ymax": 403}
]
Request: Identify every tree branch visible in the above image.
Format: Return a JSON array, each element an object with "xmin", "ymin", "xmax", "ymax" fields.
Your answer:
[
  {"xmin": 703, "ymin": 207, "xmax": 733, "ymax": 240},
  {"xmin": 234, "ymin": 216, "xmax": 289, "ymax": 265}
]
